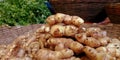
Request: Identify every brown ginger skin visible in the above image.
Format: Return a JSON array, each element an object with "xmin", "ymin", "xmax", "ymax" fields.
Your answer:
[
  {"xmin": 47, "ymin": 38, "xmax": 84, "ymax": 54},
  {"xmin": 75, "ymin": 27, "xmax": 110, "ymax": 48},
  {"xmin": 75, "ymin": 33, "xmax": 101, "ymax": 48},
  {"xmin": 36, "ymin": 48, "xmax": 74, "ymax": 60},
  {"xmin": 1, "ymin": 13, "xmax": 120, "ymax": 60},
  {"xmin": 83, "ymin": 46, "xmax": 116, "ymax": 60},
  {"xmin": 46, "ymin": 13, "xmax": 84, "ymax": 27}
]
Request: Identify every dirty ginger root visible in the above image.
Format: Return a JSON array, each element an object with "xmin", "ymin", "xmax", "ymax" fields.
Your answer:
[
  {"xmin": 47, "ymin": 38, "xmax": 84, "ymax": 54},
  {"xmin": 83, "ymin": 46, "xmax": 116, "ymax": 60},
  {"xmin": 75, "ymin": 27, "xmax": 110, "ymax": 47},
  {"xmin": 35, "ymin": 48, "xmax": 74, "ymax": 60},
  {"xmin": 50, "ymin": 24, "xmax": 78, "ymax": 37},
  {"xmin": 46, "ymin": 13, "xmax": 84, "ymax": 27},
  {"xmin": 0, "ymin": 13, "xmax": 120, "ymax": 60}
]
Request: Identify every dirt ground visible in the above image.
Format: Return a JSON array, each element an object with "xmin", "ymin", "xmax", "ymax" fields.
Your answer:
[{"xmin": 0, "ymin": 24, "xmax": 42, "ymax": 45}]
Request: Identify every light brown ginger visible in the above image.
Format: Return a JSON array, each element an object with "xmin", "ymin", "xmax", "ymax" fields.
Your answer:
[
  {"xmin": 71, "ymin": 16, "xmax": 84, "ymax": 27},
  {"xmin": 62, "ymin": 57, "xmax": 81, "ymax": 60},
  {"xmin": 36, "ymin": 24, "xmax": 50, "ymax": 33},
  {"xmin": 46, "ymin": 13, "xmax": 84, "ymax": 26},
  {"xmin": 75, "ymin": 33, "xmax": 101, "ymax": 47},
  {"xmin": 35, "ymin": 48, "xmax": 74, "ymax": 60},
  {"xmin": 47, "ymin": 38, "xmax": 84, "ymax": 54},
  {"xmin": 0, "ymin": 45, "xmax": 7, "ymax": 59},
  {"xmin": 83, "ymin": 46, "xmax": 116, "ymax": 60},
  {"xmin": 50, "ymin": 24, "xmax": 78, "ymax": 37},
  {"xmin": 50, "ymin": 24, "xmax": 65, "ymax": 37},
  {"xmin": 75, "ymin": 27, "xmax": 110, "ymax": 47},
  {"xmin": 96, "ymin": 42, "xmax": 120, "ymax": 59}
]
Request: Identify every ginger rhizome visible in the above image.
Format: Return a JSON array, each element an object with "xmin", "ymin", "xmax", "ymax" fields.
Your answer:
[{"xmin": 0, "ymin": 13, "xmax": 120, "ymax": 60}]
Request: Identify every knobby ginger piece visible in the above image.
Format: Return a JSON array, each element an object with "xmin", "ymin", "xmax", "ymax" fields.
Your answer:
[
  {"xmin": 75, "ymin": 27, "xmax": 110, "ymax": 47},
  {"xmin": 46, "ymin": 13, "xmax": 65, "ymax": 25},
  {"xmin": 83, "ymin": 46, "xmax": 115, "ymax": 60},
  {"xmin": 50, "ymin": 25, "xmax": 65, "ymax": 37},
  {"xmin": 47, "ymin": 38, "xmax": 84, "ymax": 54},
  {"xmin": 0, "ymin": 45, "xmax": 7, "ymax": 59},
  {"xmin": 63, "ymin": 15, "xmax": 72, "ymax": 25},
  {"xmin": 37, "ymin": 33, "xmax": 52, "ymax": 48},
  {"xmin": 54, "ymin": 13, "xmax": 65, "ymax": 23},
  {"xmin": 46, "ymin": 15, "xmax": 56, "ymax": 25},
  {"xmin": 69, "ymin": 41, "xmax": 84, "ymax": 54},
  {"xmin": 26, "ymin": 41, "xmax": 40, "ymax": 56},
  {"xmin": 64, "ymin": 25, "xmax": 78, "ymax": 37},
  {"xmin": 36, "ymin": 24, "xmax": 50, "ymax": 33},
  {"xmin": 36, "ymin": 48, "xmax": 74, "ymax": 60},
  {"xmin": 83, "ymin": 46, "xmax": 98, "ymax": 60},
  {"xmin": 96, "ymin": 44, "xmax": 120, "ymax": 60},
  {"xmin": 75, "ymin": 33, "xmax": 101, "ymax": 47},
  {"xmin": 46, "ymin": 13, "xmax": 84, "ymax": 26},
  {"xmin": 71, "ymin": 16, "xmax": 84, "ymax": 27},
  {"xmin": 96, "ymin": 53, "xmax": 116, "ymax": 60},
  {"xmin": 107, "ymin": 42, "xmax": 120, "ymax": 58},
  {"xmin": 50, "ymin": 24, "xmax": 78, "ymax": 37},
  {"xmin": 84, "ymin": 37, "xmax": 101, "ymax": 47}
]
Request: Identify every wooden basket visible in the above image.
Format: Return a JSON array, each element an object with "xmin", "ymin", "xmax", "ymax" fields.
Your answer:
[
  {"xmin": 105, "ymin": 3, "xmax": 120, "ymax": 24},
  {"xmin": 49, "ymin": 0, "xmax": 119, "ymax": 22}
]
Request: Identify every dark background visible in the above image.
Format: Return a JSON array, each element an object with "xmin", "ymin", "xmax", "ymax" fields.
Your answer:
[{"xmin": 49, "ymin": 0, "xmax": 120, "ymax": 23}]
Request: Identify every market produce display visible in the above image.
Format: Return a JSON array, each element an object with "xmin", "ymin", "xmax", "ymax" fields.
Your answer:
[{"xmin": 0, "ymin": 13, "xmax": 120, "ymax": 60}]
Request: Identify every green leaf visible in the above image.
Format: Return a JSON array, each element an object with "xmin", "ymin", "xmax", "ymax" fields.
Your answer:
[{"xmin": 0, "ymin": 0, "xmax": 51, "ymax": 26}]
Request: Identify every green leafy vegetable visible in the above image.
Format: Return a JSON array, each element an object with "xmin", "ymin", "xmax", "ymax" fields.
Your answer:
[{"xmin": 0, "ymin": 0, "xmax": 51, "ymax": 26}]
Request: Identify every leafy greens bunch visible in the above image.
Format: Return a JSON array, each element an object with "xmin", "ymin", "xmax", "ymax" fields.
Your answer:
[{"xmin": 0, "ymin": 0, "xmax": 51, "ymax": 26}]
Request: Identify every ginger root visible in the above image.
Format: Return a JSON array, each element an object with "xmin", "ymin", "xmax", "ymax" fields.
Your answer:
[
  {"xmin": 71, "ymin": 16, "xmax": 84, "ymax": 27},
  {"xmin": 0, "ymin": 45, "xmax": 7, "ymax": 59},
  {"xmin": 46, "ymin": 13, "xmax": 84, "ymax": 27},
  {"xmin": 64, "ymin": 25, "xmax": 78, "ymax": 37},
  {"xmin": 75, "ymin": 27, "xmax": 110, "ymax": 47},
  {"xmin": 50, "ymin": 24, "xmax": 78, "ymax": 37},
  {"xmin": 63, "ymin": 15, "xmax": 72, "ymax": 25},
  {"xmin": 75, "ymin": 33, "xmax": 101, "ymax": 47},
  {"xmin": 50, "ymin": 25, "xmax": 65, "ymax": 37},
  {"xmin": 47, "ymin": 38, "xmax": 84, "ymax": 54},
  {"xmin": 46, "ymin": 15, "xmax": 56, "ymax": 25},
  {"xmin": 36, "ymin": 24, "xmax": 50, "ymax": 33},
  {"xmin": 54, "ymin": 13, "xmax": 66, "ymax": 23},
  {"xmin": 83, "ymin": 46, "xmax": 116, "ymax": 60},
  {"xmin": 96, "ymin": 42, "xmax": 120, "ymax": 58},
  {"xmin": 35, "ymin": 48, "xmax": 74, "ymax": 60}
]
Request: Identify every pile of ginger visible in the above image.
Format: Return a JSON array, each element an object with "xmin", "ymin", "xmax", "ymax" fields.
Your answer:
[{"xmin": 0, "ymin": 13, "xmax": 120, "ymax": 60}]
